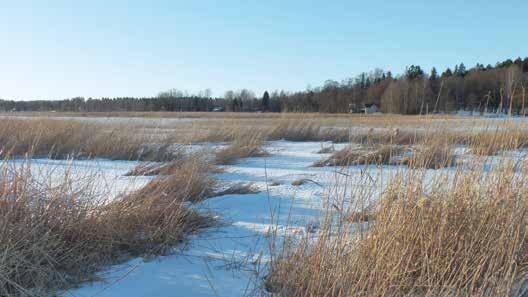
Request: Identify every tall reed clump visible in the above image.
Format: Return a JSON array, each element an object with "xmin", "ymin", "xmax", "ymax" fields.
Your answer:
[
  {"xmin": 314, "ymin": 144, "xmax": 404, "ymax": 167},
  {"xmin": 129, "ymin": 154, "xmax": 217, "ymax": 203},
  {"xmin": 268, "ymin": 119, "xmax": 350, "ymax": 142},
  {"xmin": 350, "ymin": 128, "xmax": 424, "ymax": 146},
  {"xmin": 267, "ymin": 158, "xmax": 528, "ymax": 297},
  {"xmin": 403, "ymin": 132, "xmax": 458, "ymax": 169},
  {"xmin": 215, "ymin": 128, "xmax": 268, "ymax": 165},
  {"xmin": 0, "ymin": 156, "xmax": 214, "ymax": 296},
  {"xmin": 464, "ymin": 126, "xmax": 528, "ymax": 156}
]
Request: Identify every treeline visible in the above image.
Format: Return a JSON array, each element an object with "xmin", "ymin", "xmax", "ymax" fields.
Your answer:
[
  {"xmin": 0, "ymin": 95, "xmax": 222, "ymax": 113},
  {"xmin": 279, "ymin": 57, "xmax": 528, "ymax": 114},
  {"xmin": 1, "ymin": 57, "xmax": 528, "ymax": 114}
]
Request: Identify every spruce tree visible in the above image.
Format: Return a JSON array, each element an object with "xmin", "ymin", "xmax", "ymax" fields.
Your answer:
[
  {"xmin": 262, "ymin": 91, "xmax": 270, "ymax": 111},
  {"xmin": 429, "ymin": 67, "xmax": 438, "ymax": 81}
]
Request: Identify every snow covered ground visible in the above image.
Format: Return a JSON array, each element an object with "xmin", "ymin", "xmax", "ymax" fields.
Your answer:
[
  {"xmin": 8, "ymin": 139, "xmax": 519, "ymax": 296},
  {"xmin": 10, "ymin": 139, "xmax": 506, "ymax": 296},
  {"xmin": 43, "ymin": 140, "xmax": 393, "ymax": 296},
  {"xmin": 6, "ymin": 158, "xmax": 150, "ymax": 200}
]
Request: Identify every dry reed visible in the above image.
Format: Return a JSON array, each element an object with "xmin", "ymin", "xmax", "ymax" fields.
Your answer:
[
  {"xmin": 0, "ymin": 155, "xmax": 215, "ymax": 296},
  {"xmin": 267, "ymin": 155, "xmax": 528, "ymax": 297},
  {"xmin": 314, "ymin": 145, "xmax": 404, "ymax": 167},
  {"xmin": 214, "ymin": 128, "xmax": 268, "ymax": 165}
]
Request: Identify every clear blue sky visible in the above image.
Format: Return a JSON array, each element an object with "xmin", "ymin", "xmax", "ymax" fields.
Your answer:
[{"xmin": 1, "ymin": 0, "xmax": 526, "ymax": 100}]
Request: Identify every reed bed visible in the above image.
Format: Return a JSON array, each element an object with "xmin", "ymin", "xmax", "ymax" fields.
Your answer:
[
  {"xmin": 0, "ymin": 155, "xmax": 215, "ymax": 296},
  {"xmin": 0, "ymin": 119, "xmax": 173, "ymax": 161},
  {"xmin": 0, "ymin": 112, "xmax": 483, "ymax": 131},
  {"xmin": 267, "ymin": 153, "xmax": 528, "ymax": 297},
  {"xmin": 3, "ymin": 116, "xmax": 528, "ymax": 163}
]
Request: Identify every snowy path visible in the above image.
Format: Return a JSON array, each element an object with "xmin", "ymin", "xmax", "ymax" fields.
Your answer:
[{"xmin": 67, "ymin": 141, "xmax": 388, "ymax": 297}]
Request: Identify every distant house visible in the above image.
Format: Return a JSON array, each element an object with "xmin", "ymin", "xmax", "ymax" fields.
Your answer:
[
  {"xmin": 362, "ymin": 103, "xmax": 380, "ymax": 114},
  {"xmin": 349, "ymin": 103, "xmax": 380, "ymax": 114}
]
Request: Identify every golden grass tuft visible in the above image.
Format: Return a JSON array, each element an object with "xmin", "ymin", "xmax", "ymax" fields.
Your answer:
[
  {"xmin": 268, "ymin": 119, "xmax": 350, "ymax": 142},
  {"xmin": 214, "ymin": 128, "xmax": 268, "ymax": 165},
  {"xmin": 402, "ymin": 133, "xmax": 459, "ymax": 169},
  {"xmin": 314, "ymin": 145, "xmax": 404, "ymax": 167},
  {"xmin": 131, "ymin": 155, "xmax": 217, "ymax": 203},
  {"xmin": 350, "ymin": 128, "xmax": 424, "ymax": 146}
]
